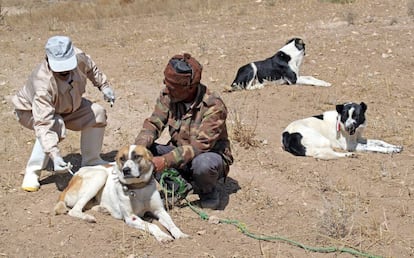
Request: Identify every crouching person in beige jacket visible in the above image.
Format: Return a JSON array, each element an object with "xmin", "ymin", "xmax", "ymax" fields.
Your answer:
[{"xmin": 12, "ymin": 35, "xmax": 116, "ymax": 192}]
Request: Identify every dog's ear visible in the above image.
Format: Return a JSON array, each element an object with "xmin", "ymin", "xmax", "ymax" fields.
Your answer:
[
  {"xmin": 135, "ymin": 145, "xmax": 153, "ymax": 161},
  {"xmin": 115, "ymin": 145, "xmax": 129, "ymax": 165},
  {"xmin": 285, "ymin": 38, "xmax": 297, "ymax": 45},
  {"xmin": 145, "ymin": 148, "xmax": 153, "ymax": 160},
  {"xmin": 272, "ymin": 52, "xmax": 297, "ymax": 84},
  {"xmin": 274, "ymin": 52, "xmax": 291, "ymax": 64},
  {"xmin": 360, "ymin": 102, "xmax": 367, "ymax": 112},
  {"xmin": 336, "ymin": 104, "xmax": 344, "ymax": 114}
]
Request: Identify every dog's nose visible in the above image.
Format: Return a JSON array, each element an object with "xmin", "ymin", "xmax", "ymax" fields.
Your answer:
[
  {"xmin": 349, "ymin": 125, "xmax": 356, "ymax": 135},
  {"xmin": 122, "ymin": 167, "xmax": 131, "ymax": 176}
]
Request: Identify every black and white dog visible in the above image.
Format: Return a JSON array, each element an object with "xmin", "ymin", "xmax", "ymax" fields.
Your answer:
[
  {"xmin": 230, "ymin": 38, "xmax": 331, "ymax": 91},
  {"xmin": 282, "ymin": 102, "xmax": 403, "ymax": 159}
]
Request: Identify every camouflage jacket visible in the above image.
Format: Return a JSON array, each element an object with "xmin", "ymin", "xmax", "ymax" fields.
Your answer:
[{"xmin": 135, "ymin": 84, "xmax": 233, "ymax": 172}]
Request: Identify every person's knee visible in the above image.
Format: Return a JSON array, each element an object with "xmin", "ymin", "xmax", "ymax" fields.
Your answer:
[
  {"xmin": 92, "ymin": 104, "xmax": 107, "ymax": 125},
  {"xmin": 191, "ymin": 154, "xmax": 226, "ymax": 194},
  {"xmin": 193, "ymin": 158, "xmax": 215, "ymax": 176},
  {"xmin": 192, "ymin": 153, "xmax": 223, "ymax": 178}
]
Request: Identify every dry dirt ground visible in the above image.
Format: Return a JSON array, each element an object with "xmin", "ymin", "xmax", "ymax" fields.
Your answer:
[{"xmin": 1, "ymin": 0, "xmax": 414, "ymax": 257}]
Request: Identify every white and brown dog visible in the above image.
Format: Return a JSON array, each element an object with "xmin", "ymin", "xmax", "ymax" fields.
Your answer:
[
  {"xmin": 230, "ymin": 38, "xmax": 331, "ymax": 91},
  {"xmin": 281, "ymin": 102, "xmax": 403, "ymax": 159},
  {"xmin": 54, "ymin": 145, "xmax": 188, "ymax": 242}
]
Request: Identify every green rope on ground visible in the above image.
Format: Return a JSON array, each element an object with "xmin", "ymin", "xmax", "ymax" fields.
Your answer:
[
  {"xmin": 159, "ymin": 168, "xmax": 189, "ymax": 198},
  {"xmin": 160, "ymin": 170, "xmax": 382, "ymax": 257},
  {"xmin": 185, "ymin": 199, "xmax": 382, "ymax": 258}
]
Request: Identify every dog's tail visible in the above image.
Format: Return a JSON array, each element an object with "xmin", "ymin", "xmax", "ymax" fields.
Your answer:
[
  {"xmin": 282, "ymin": 132, "xmax": 306, "ymax": 156},
  {"xmin": 54, "ymin": 200, "xmax": 69, "ymax": 215}
]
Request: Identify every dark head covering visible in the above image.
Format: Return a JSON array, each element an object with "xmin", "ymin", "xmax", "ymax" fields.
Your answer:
[{"xmin": 164, "ymin": 53, "xmax": 202, "ymax": 88}]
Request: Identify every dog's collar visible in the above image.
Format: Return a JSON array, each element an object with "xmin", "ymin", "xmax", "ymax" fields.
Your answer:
[
  {"xmin": 122, "ymin": 181, "xmax": 151, "ymax": 197},
  {"xmin": 336, "ymin": 115, "xmax": 341, "ymax": 132}
]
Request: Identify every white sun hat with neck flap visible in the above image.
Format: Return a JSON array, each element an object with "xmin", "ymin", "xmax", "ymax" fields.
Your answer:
[{"xmin": 45, "ymin": 36, "xmax": 78, "ymax": 72}]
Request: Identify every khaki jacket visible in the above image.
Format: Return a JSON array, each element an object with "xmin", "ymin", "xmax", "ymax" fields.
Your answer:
[{"xmin": 12, "ymin": 47, "xmax": 110, "ymax": 155}]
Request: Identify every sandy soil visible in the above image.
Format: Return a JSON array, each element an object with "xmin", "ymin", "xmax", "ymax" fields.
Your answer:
[{"xmin": 0, "ymin": 0, "xmax": 413, "ymax": 257}]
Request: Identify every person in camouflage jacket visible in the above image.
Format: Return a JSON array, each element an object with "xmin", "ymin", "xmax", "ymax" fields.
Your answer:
[{"xmin": 135, "ymin": 53, "xmax": 233, "ymax": 209}]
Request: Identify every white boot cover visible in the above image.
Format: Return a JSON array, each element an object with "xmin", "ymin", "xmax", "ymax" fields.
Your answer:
[
  {"xmin": 81, "ymin": 127, "xmax": 108, "ymax": 167},
  {"xmin": 22, "ymin": 139, "xmax": 49, "ymax": 192}
]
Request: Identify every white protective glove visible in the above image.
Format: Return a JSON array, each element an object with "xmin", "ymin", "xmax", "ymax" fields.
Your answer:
[
  {"xmin": 51, "ymin": 152, "xmax": 69, "ymax": 173},
  {"xmin": 102, "ymin": 87, "xmax": 115, "ymax": 106}
]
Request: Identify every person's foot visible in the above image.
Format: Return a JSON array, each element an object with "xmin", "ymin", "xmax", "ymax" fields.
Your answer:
[
  {"xmin": 199, "ymin": 188, "xmax": 220, "ymax": 210},
  {"xmin": 21, "ymin": 171, "xmax": 40, "ymax": 192}
]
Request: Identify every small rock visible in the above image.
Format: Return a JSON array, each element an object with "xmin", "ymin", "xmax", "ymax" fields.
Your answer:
[
  {"xmin": 197, "ymin": 229, "xmax": 206, "ymax": 235},
  {"xmin": 208, "ymin": 215, "xmax": 220, "ymax": 224}
]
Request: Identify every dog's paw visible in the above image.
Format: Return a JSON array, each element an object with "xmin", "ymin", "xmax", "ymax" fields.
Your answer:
[
  {"xmin": 175, "ymin": 232, "xmax": 190, "ymax": 239},
  {"xmin": 390, "ymin": 146, "xmax": 403, "ymax": 153},
  {"xmin": 320, "ymin": 81, "xmax": 332, "ymax": 87},
  {"xmin": 382, "ymin": 145, "xmax": 403, "ymax": 154},
  {"xmin": 68, "ymin": 209, "xmax": 96, "ymax": 223},
  {"xmin": 345, "ymin": 152, "xmax": 357, "ymax": 158},
  {"xmin": 170, "ymin": 228, "xmax": 189, "ymax": 239},
  {"xmin": 155, "ymin": 233, "xmax": 174, "ymax": 243},
  {"xmin": 83, "ymin": 214, "xmax": 97, "ymax": 223},
  {"xmin": 54, "ymin": 201, "xmax": 69, "ymax": 215},
  {"xmin": 222, "ymin": 85, "xmax": 234, "ymax": 92},
  {"xmin": 394, "ymin": 146, "xmax": 404, "ymax": 153}
]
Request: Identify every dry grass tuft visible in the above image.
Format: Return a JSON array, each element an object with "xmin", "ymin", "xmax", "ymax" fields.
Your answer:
[
  {"xmin": 0, "ymin": 3, "xmax": 7, "ymax": 25},
  {"xmin": 319, "ymin": 196, "xmax": 354, "ymax": 239},
  {"xmin": 228, "ymin": 109, "xmax": 260, "ymax": 148},
  {"xmin": 344, "ymin": 10, "xmax": 356, "ymax": 25}
]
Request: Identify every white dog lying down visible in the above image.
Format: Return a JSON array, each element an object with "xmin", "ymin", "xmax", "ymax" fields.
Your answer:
[
  {"xmin": 282, "ymin": 102, "xmax": 403, "ymax": 159},
  {"xmin": 54, "ymin": 145, "xmax": 188, "ymax": 242}
]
